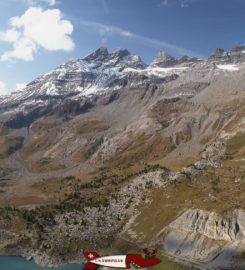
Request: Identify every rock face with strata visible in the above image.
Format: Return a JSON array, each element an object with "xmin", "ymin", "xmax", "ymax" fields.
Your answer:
[
  {"xmin": 159, "ymin": 209, "xmax": 245, "ymax": 269},
  {"xmin": 169, "ymin": 209, "xmax": 245, "ymax": 241}
]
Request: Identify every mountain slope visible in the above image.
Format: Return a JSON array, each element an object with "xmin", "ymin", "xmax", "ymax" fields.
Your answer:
[{"xmin": 0, "ymin": 46, "xmax": 244, "ymax": 269}]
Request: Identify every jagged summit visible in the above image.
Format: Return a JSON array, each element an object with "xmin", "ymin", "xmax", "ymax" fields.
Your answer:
[
  {"xmin": 84, "ymin": 47, "xmax": 199, "ymax": 69},
  {"xmin": 83, "ymin": 46, "xmax": 109, "ymax": 62},
  {"xmin": 0, "ymin": 47, "xmax": 153, "ymax": 104},
  {"xmin": 150, "ymin": 51, "xmax": 200, "ymax": 68},
  {"xmin": 2, "ymin": 44, "xmax": 245, "ymax": 106},
  {"xmin": 83, "ymin": 47, "xmax": 146, "ymax": 69},
  {"xmin": 178, "ymin": 55, "xmax": 200, "ymax": 64},
  {"xmin": 208, "ymin": 47, "xmax": 227, "ymax": 62},
  {"xmin": 110, "ymin": 49, "xmax": 130, "ymax": 60},
  {"xmin": 150, "ymin": 51, "xmax": 176, "ymax": 67},
  {"xmin": 107, "ymin": 48, "xmax": 146, "ymax": 69},
  {"xmin": 208, "ymin": 45, "xmax": 245, "ymax": 63}
]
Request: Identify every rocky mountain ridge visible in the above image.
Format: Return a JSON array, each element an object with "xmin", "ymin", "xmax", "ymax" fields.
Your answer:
[
  {"xmin": 0, "ymin": 45, "xmax": 244, "ymax": 131},
  {"xmin": 1, "ymin": 44, "xmax": 244, "ymax": 106}
]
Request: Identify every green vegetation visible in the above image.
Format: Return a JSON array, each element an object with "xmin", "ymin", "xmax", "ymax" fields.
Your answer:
[{"xmin": 123, "ymin": 161, "xmax": 244, "ymax": 244}]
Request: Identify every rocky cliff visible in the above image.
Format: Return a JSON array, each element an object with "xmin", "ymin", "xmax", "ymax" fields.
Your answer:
[{"xmin": 158, "ymin": 209, "xmax": 245, "ymax": 269}]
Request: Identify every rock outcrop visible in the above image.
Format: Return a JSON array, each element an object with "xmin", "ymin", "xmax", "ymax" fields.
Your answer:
[
  {"xmin": 169, "ymin": 209, "xmax": 245, "ymax": 241},
  {"xmin": 159, "ymin": 209, "xmax": 245, "ymax": 269},
  {"xmin": 150, "ymin": 51, "xmax": 177, "ymax": 67}
]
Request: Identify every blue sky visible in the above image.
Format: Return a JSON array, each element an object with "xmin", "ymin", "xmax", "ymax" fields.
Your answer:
[{"xmin": 1, "ymin": 0, "xmax": 245, "ymax": 94}]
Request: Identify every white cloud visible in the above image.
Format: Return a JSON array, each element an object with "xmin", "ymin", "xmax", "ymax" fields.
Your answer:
[
  {"xmin": 15, "ymin": 83, "xmax": 27, "ymax": 91},
  {"xmin": 80, "ymin": 21, "xmax": 201, "ymax": 57},
  {"xmin": 121, "ymin": 31, "xmax": 133, "ymax": 37},
  {"xmin": 0, "ymin": 7, "xmax": 74, "ymax": 62},
  {"xmin": 0, "ymin": 29, "xmax": 21, "ymax": 42},
  {"xmin": 0, "ymin": 81, "xmax": 9, "ymax": 95}
]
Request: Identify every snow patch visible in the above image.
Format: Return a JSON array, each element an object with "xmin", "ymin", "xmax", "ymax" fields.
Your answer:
[
  {"xmin": 216, "ymin": 64, "xmax": 239, "ymax": 71},
  {"xmin": 124, "ymin": 66, "xmax": 188, "ymax": 78}
]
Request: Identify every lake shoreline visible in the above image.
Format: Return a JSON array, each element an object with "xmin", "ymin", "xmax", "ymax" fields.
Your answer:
[
  {"xmin": 0, "ymin": 247, "xmax": 85, "ymax": 268},
  {"xmin": 0, "ymin": 255, "xmax": 85, "ymax": 269}
]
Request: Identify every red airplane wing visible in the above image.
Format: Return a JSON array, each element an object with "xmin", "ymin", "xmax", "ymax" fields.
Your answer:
[{"xmin": 126, "ymin": 254, "xmax": 161, "ymax": 268}]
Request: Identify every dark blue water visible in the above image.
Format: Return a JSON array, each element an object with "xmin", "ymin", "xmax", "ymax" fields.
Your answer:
[{"xmin": 0, "ymin": 256, "xmax": 84, "ymax": 270}]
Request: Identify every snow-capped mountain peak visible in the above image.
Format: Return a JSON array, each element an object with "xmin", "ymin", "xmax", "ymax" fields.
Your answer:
[
  {"xmin": 83, "ymin": 47, "xmax": 109, "ymax": 62},
  {"xmin": 1, "ymin": 45, "xmax": 245, "ymax": 108},
  {"xmin": 0, "ymin": 48, "xmax": 156, "ymax": 104}
]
